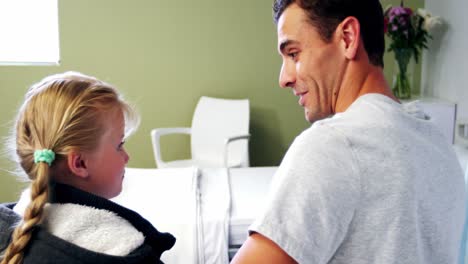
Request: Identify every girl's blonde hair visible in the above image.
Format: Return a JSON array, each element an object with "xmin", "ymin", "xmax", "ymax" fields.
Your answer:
[{"xmin": 1, "ymin": 72, "xmax": 139, "ymax": 264}]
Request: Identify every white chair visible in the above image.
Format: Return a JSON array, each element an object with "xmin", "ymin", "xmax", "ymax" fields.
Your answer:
[{"xmin": 151, "ymin": 96, "xmax": 250, "ymax": 168}]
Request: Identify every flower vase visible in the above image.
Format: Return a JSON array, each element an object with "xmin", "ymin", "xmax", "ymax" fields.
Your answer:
[{"xmin": 392, "ymin": 48, "xmax": 415, "ymax": 99}]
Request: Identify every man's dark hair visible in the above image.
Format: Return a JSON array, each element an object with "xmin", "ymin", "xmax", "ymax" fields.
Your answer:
[{"xmin": 273, "ymin": 0, "xmax": 385, "ymax": 67}]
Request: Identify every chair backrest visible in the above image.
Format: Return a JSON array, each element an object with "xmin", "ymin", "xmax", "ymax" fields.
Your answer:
[{"xmin": 191, "ymin": 96, "xmax": 249, "ymax": 167}]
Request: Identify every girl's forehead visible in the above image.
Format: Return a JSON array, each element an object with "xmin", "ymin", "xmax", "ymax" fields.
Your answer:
[{"xmin": 101, "ymin": 110, "xmax": 125, "ymax": 138}]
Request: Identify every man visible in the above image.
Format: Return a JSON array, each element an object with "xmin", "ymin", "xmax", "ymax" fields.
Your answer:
[{"xmin": 231, "ymin": 0, "xmax": 465, "ymax": 263}]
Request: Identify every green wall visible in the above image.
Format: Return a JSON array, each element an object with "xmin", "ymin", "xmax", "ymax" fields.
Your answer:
[{"xmin": 0, "ymin": 0, "xmax": 423, "ymax": 202}]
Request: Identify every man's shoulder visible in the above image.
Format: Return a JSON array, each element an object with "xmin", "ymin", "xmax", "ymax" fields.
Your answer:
[
  {"xmin": 287, "ymin": 120, "xmax": 357, "ymax": 165},
  {"xmin": 314, "ymin": 93, "xmax": 402, "ymax": 133},
  {"xmin": 290, "ymin": 93, "xmax": 407, "ymax": 155}
]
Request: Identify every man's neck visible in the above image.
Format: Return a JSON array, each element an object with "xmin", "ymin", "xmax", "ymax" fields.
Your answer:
[{"xmin": 334, "ymin": 63, "xmax": 398, "ymax": 113}]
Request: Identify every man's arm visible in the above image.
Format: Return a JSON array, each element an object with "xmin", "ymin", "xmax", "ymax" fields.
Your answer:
[{"xmin": 230, "ymin": 233, "xmax": 297, "ymax": 264}]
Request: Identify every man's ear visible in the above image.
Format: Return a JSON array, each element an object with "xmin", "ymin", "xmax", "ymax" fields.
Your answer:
[
  {"xmin": 67, "ymin": 151, "xmax": 89, "ymax": 178},
  {"xmin": 338, "ymin": 16, "xmax": 360, "ymax": 60}
]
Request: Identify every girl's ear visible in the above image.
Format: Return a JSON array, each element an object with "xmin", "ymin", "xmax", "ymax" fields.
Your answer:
[{"xmin": 67, "ymin": 151, "xmax": 89, "ymax": 178}]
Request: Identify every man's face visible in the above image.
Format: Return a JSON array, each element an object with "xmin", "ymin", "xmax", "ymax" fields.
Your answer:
[{"xmin": 277, "ymin": 3, "xmax": 344, "ymax": 123}]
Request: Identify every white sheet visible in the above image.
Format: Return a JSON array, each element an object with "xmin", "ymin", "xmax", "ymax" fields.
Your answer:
[
  {"xmin": 197, "ymin": 168, "xmax": 231, "ymax": 264},
  {"xmin": 112, "ymin": 167, "xmax": 200, "ymax": 264}
]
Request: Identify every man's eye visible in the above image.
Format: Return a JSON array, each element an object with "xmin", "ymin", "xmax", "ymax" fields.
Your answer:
[{"xmin": 288, "ymin": 52, "xmax": 298, "ymax": 59}]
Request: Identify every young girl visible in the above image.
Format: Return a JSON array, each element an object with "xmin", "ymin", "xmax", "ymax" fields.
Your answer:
[{"xmin": 0, "ymin": 72, "xmax": 175, "ymax": 264}]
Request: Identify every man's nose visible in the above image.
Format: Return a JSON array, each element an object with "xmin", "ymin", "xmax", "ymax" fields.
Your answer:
[{"xmin": 279, "ymin": 61, "xmax": 295, "ymax": 88}]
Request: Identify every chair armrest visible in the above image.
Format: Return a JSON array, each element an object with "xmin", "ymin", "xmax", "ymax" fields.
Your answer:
[
  {"xmin": 151, "ymin": 127, "xmax": 191, "ymax": 168},
  {"xmin": 223, "ymin": 134, "xmax": 251, "ymax": 168}
]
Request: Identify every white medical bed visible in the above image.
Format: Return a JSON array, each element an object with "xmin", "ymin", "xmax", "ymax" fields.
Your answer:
[
  {"xmin": 226, "ymin": 167, "xmax": 277, "ymax": 257},
  {"xmin": 113, "ymin": 166, "xmax": 277, "ymax": 264}
]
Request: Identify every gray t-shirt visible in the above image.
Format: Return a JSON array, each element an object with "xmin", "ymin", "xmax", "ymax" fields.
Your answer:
[{"xmin": 250, "ymin": 94, "xmax": 465, "ymax": 263}]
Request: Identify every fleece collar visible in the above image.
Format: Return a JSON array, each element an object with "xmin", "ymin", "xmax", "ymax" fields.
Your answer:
[
  {"xmin": 14, "ymin": 188, "xmax": 144, "ymax": 256},
  {"xmin": 13, "ymin": 183, "xmax": 175, "ymax": 257}
]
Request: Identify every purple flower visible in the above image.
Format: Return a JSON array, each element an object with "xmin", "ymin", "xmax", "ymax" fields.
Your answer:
[
  {"xmin": 399, "ymin": 17, "xmax": 407, "ymax": 26},
  {"xmin": 384, "ymin": 3, "xmax": 437, "ymax": 61},
  {"xmin": 389, "ymin": 6, "xmax": 408, "ymax": 17}
]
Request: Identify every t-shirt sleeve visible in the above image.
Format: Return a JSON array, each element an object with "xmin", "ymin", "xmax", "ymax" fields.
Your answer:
[{"xmin": 249, "ymin": 124, "xmax": 361, "ymax": 263}]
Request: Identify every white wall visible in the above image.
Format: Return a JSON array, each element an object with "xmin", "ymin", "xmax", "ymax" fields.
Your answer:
[{"xmin": 421, "ymin": 0, "xmax": 468, "ymax": 123}]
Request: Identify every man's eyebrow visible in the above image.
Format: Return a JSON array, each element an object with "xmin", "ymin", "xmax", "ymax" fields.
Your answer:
[{"xmin": 279, "ymin": 39, "xmax": 298, "ymax": 53}]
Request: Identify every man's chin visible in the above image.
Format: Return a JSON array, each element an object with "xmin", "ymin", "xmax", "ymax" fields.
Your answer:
[
  {"xmin": 305, "ymin": 110, "xmax": 316, "ymax": 123},
  {"xmin": 305, "ymin": 110, "xmax": 329, "ymax": 123}
]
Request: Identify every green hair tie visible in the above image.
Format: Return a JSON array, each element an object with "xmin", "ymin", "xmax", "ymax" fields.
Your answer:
[{"xmin": 34, "ymin": 149, "xmax": 55, "ymax": 166}]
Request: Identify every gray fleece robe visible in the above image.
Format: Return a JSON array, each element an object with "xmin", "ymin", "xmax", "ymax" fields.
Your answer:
[{"xmin": 0, "ymin": 202, "xmax": 20, "ymax": 255}]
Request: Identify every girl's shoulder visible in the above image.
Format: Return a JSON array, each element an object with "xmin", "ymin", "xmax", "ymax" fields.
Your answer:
[{"xmin": 0, "ymin": 203, "xmax": 21, "ymax": 253}]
